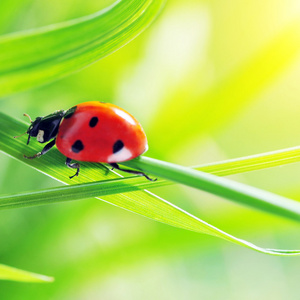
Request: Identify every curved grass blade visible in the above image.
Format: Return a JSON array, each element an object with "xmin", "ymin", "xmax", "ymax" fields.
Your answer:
[
  {"xmin": 1, "ymin": 112, "xmax": 300, "ymax": 255},
  {"xmin": 0, "ymin": 178, "xmax": 300, "ymax": 256},
  {"xmin": 3, "ymin": 112, "xmax": 300, "ymax": 221},
  {"xmin": 0, "ymin": 263, "xmax": 53, "ymax": 282},
  {"xmin": 124, "ymin": 156, "xmax": 300, "ymax": 222},
  {"xmin": 0, "ymin": 0, "xmax": 165, "ymax": 98},
  {"xmin": 2, "ymin": 146, "xmax": 300, "ymax": 213},
  {"xmin": 195, "ymin": 146, "xmax": 300, "ymax": 176}
]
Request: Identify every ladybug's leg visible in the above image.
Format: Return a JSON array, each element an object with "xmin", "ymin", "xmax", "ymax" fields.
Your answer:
[
  {"xmin": 24, "ymin": 139, "xmax": 56, "ymax": 159},
  {"xmin": 109, "ymin": 163, "xmax": 156, "ymax": 182},
  {"xmin": 66, "ymin": 157, "xmax": 80, "ymax": 179}
]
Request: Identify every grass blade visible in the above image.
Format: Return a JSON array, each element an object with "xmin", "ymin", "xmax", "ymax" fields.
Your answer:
[
  {"xmin": 0, "ymin": 264, "xmax": 53, "ymax": 282},
  {"xmin": 1, "ymin": 112, "xmax": 300, "ymax": 255},
  {"xmin": 0, "ymin": 0, "xmax": 164, "ymax": 97},
  {"xmin": 0, "ymin": 178, "xmax": 299, "ymax": 256},
  {"xmin": 195, "ymin": 146, "xmax": 300, "ymax": 176},
  {"xmin": 124, "ymin": 156, "xmax": 300, "ymax": 222}
]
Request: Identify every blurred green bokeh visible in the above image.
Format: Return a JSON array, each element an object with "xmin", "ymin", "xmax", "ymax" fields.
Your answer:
[{"xmin": 1, "ymin": 0, "xmax": 300, "ymax": 298}]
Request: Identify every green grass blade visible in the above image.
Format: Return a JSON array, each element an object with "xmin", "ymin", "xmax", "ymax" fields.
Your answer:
[
  {"xmin": 1, "ymin": 112, "xmax": 300, "ymax": 255},
  {"xmin": 195, "ymin": 146, "xmax": 300, "ymax": 176},
  {"xmin": 0, "ymin": 182, "xmax": 299, "ymax": 257},
  {"xmin": 0, "ymin": 0, "xmax": 164, "ymax": 98},
  {"xmin": 0, "ymin": 176, "xmax": 164, "ymax": 209},
  {"xmin": 3, "ymin": 111, "xmax": 300, "ymax": 221},
  {"xmin": 2, "ymin": 146, "xmax": 300, "ymax": 214},
  {"xmin": 124, "ymin": 156, "xmax": 300, "ymax": 222},
  {"xmin": 0, "ymin": 264, "xmax": 53, "ymax": 282}
]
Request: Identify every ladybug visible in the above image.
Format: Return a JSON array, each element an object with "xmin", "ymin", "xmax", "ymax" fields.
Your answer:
[{"xmin": 17, "ymin": 101, "xmax": 154, "ymax": 180}]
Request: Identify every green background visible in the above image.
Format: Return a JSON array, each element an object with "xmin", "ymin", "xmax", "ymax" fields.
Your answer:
[{"xmin": 1, "ymin": 0, "xmax": 300, "ymax": 298}]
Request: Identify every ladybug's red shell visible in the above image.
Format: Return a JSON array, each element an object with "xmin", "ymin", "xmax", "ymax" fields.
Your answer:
[{"xmin": 56, "ymin": 102, "xmax": 148, "ymax": 163}]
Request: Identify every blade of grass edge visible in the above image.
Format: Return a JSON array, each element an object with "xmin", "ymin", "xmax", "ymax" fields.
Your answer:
[
  {"xmin": 0, "ymin": 264, "xmax": 54, "ymax": 282},
  {"xmin": 123, "ymin": 156, "xmax": 300, "ymax": 222},
  {"xmin": 195, "ymin": 146, "xmax": 300, "ymax": 176},
  {"xmin": 2, "ymin": 144, "xmax": 300, "ymax": 209},
  {"xmin": 0, "ymin": 0, "xmax": 165, "ymax": 97},
  {"xmin": 2, "ymin": 155, "xmax": 300, "ymax": 223},
  {"xmin": 0, "ymin": 178, "xmax": 299, "ymax": 256}
]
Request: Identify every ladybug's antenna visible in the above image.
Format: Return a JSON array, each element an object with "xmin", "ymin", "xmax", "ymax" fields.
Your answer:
[
  {"xmin": 13, "ymin": 132, "xmax": 27, "ymax": 139},
  {"xmin": 13, "ymin": 113, "xmax": 32, "ymax": 139},
  {"xmin": 23, "ymin": 113, "xmax": 32, "ymax": 123}
]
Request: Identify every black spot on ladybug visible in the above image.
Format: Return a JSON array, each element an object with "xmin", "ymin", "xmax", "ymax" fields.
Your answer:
[
  {"xmin": 89, "ymin": 116, "xmax": 98, "ymax": 128},
  {"xmin": 64, "ymin": 106, "xmax": 77, "ymax": 119},
  {"xmin": 72, "ymin": 140, "xmax": 84, "ymax": 153},
  {"xmin": 113, "ymin": 140, "xmax": 124, "ymax": 153}
]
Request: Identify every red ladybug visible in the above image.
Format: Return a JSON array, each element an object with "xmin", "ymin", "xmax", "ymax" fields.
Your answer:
[{"xmin": 18, "ymin": 101, "xmax": 154, "ymax": 180}]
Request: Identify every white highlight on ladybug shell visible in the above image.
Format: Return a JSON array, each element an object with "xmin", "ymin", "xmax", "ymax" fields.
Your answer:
[
  {"xmin": 114, "ymin": 108, "xmax": 136, "ymax": 126},
  {"xmin": 143, "ymin": 143, "xmax": 149, "ymax": 154},
  {"xmin": 37, "ymin": 130, "xmax": 45, "ymax": 142},
  {"xmin": 107, "ymin": 147, "xmax": 133, "ymax": 163}
]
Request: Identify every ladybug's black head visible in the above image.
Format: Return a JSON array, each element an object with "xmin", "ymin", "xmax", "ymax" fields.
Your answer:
[
  {"xmin": 26, "ymin": 117, "xmax": 42, "ymax": 145},
  {"xmin": 25, "ymin": 110, "xmax": 65, "ymax": 145}
]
